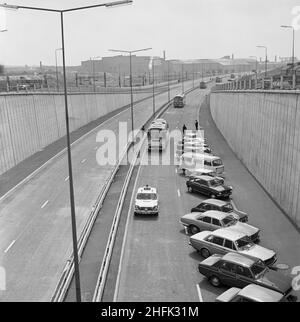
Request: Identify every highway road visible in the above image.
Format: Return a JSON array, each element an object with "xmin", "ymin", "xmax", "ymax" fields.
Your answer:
[
  {"xmin": 114, "ymin": 85, "xmax": 300, "ymax": 302},
  {"xmin": 0, "ymin": 80, "xmax": 197, "ymax": 301}
]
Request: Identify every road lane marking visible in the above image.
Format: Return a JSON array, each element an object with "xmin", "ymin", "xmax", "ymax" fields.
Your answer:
[
  {"xmin": 113, "ymin": 142, "xmax": 146, "ymax": 302},
  {"xmin": 4, "ymin": 240, "xmax": 16, "ymax": 253},
  {"xmin": 64, "ymin": 176, "xmax": 69, "ymax": 182},
  {"xmin": 196, "ymin": 284, "xmax": 203, "ymax": 302},
  {"xmin": 177, "ymin": 189, "xmax": 181, "ymax": 197},
  {"xmin": 81, "ymin": 159, "xmax": 87, "ymax": 164},
  {"xmin": 94, "ymin": 146, "xmax": 98, "ymax": 150},
  {"xmin": 231, "ymin": 200, "xmax": 238, "ymax": 210},
  {"xmin": 175, "ymin": 168, "xmax": 178, "ymax": 173},
  {"xmin": 41, "ymin": 200, "xmax": 49, "ymax": 209}
]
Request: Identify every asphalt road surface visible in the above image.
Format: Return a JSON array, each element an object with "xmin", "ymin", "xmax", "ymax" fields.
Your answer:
[
  {"xmin": 0, "ymin": 80, "xmax": 197, "ymax": 301},
  {"xmin": 115, "ymin": 86, "xmax": 300, "ymax": 302}
]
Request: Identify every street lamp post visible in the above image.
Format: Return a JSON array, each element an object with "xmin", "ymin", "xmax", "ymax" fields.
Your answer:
[
  {"xmin": 109, "ymin": 47, "xmax": 152, "ymax": 142},
  {"xmin": 0, "ymin": 0, "xmax": 133, "ymax": 303},
  {"xmin": 167, "ymin": 60, "xmax": 170, "ymax": 102},
  {"xmin": 90, "ymin": 56, "xmax": 101, "ymax": 92},
  {"xmin": 55, "ymin": 48, "xmax": 62, "ymax": 92},
  {"xmin": 281, "ymin": 25, "xmax": 295, "ymax": 67},
  {"xmin": 257, "ymin": 45, "xmax": 268, "ymax": 77},
  {"xmin": 181, "ymin": 63, "xmax": 184, "ymax": 93}
]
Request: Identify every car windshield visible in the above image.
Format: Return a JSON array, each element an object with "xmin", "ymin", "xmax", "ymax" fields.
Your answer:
[
  {"xmin": 212, "ymin": 159, "xmax": 223, "ymax": 166},
  {"xmin": 209, "ymin": 178, "xmax": 223, "ymax": 187},
  {"xmin": 222, "ymin": 216, "xmax": 237, "ymax": 227},
  {"xmin": 222, "ymin": 203, "xmax": 234, "ymax": 212},
  {"xmin": 235, "ymin": 237, "xmax": 255, "ymax": 250},
  {"xmin": 251, "ymin": 261, "xmax": 267, "ymax": 278},
  {"xmin": 136, "ymin": 193, "xmax": 157, "ymax": 200}
]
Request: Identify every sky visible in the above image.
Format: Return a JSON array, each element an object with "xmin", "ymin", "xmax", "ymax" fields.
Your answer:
[{"xmin": 0, "ymin": 0, "xmax": 300, "ymax": 66}]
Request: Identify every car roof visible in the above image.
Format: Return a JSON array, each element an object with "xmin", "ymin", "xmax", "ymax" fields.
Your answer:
[
  {"xmin": 238, "ymin": 284, "xmax": 283, "ymax": 302},
  {"xmin": 137, "ymin": 186, "xmax": 157, "ymax": 194},
  {"xmin": 212, "ymin": 228, "xmax": 247, "ymax": 240},
  {"xmin": 201, "ymin": 210, "xmax": 229, "ymax": 220},
  {"xmin": 153, "ymin": 118, "xmax": 167, "ymax": 123},
  {"xmin": 202, "ymin": 199, "xmax": 228, "ymax": 206},
  {"xmin": 193, "ymin": 175, "xmax": 219, "ymax": 181},
  {"xmin": 222, "ymin": 252, "xmax": 256, "ymax": 267},
  {"xmin": 181, "ymin": 152, "xmax": 220, "ymax": 160}
]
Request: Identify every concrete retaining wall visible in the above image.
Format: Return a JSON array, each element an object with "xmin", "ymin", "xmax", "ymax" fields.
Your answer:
[
  {"xmin": 0, "ymin": 92, "xmax": 149, "ymax": 175},
  {"xmin": 210, "ymin": 90, "xmax": 300, "ymax": 228}
]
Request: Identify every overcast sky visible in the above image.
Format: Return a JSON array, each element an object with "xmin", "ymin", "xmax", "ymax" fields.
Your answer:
[{"xmin": 1, "ymin": 0, "xmax": 300, "ymax": 66}]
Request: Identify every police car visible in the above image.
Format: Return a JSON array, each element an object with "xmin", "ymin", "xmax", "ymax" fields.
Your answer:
[{"xmin": 134, "ymin": 185, "xmax": 159, "ymax": 216}]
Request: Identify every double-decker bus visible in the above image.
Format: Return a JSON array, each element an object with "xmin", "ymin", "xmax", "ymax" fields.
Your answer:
[
  {"xmin": 173, "ymin": 94, "xmax": 186, "ymax": 108},
  {"xmin": 147, "ymin": 119, "xmax": 169, "ymax": 152}
]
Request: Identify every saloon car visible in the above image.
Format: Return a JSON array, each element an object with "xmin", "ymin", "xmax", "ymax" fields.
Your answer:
[
  {"xmin": 215, "ymin": 284, "xmax": 293, "ymax": 302},
  {"xmin": 198, "ymin": 253, "xmax": 293, "ymax": 298},
  {"xmin": 186, "ymin": 176, "xmax": 232, "ymax": 199},
  {"xmin": 180, "ymin": 210, "xmax": 259, "ymax": 241},
  {"xmin": 191, "ymin": 199, "xmax": 248, "ymax": 223},
  {"xmin": 134, "ymin": 185, "xmax": 159, "ymax": 216},
  {"xmin": 189, "ymin": 228, "xmax": 277, "ymax": 266}
]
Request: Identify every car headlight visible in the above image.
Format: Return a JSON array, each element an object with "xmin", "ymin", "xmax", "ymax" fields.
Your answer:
[
  {"xmin": 153, "ymin": 206, "xmax": 158, "ymax": 211},
  {"xmin": 135, "ymin": 205, "xmax": 140, "ymax": 210}
]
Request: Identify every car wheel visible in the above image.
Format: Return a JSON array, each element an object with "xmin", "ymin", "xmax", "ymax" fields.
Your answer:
[
  {"xmin": 189, "ymin": 225, "xmax": 200, "ymax": 235},
  {"xmin": 211, "ymin": 193, "xmax": 216, "ymax": 198},
  {"xmin": 209, "ymin": 275, "xmax": 221, "ymax": 287},
  {"xmin": 200, "ymin": 248, "xmax": 210, "ymax": 259}
]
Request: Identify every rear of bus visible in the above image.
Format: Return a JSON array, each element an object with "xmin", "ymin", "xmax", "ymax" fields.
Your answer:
[
  {"xmin": 147, "ymin": 124, "xmax": 168, "ymax": 151},
  {"xmin": 173, "ymin": 94, "xmax": 185, "ymax": 108}
]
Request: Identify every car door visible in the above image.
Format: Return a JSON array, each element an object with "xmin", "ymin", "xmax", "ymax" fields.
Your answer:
[
  {"xmin": 191, "ymin": 179, "xmax": 202, "ymax": 193},
  {"xmin": 198, "ymin": 179, "xmax": 210, "ymax": 195},
  {"xmin": 234, "ymin": 265, "xmax": 253, "ymax": 289},
  {"xmin": 197, "ymin": 216, "xmax": 212, "ymax": 231},
  {"xmin": 217, "ymin": 261, "xmax": 237, "ymax": 286},
  {"xmin": 196, "ymin": 203, "xmax": 211, "ymax": 213},
  {"xmin": 209, "ymin": 236, "xmax": 226, "ymax": 255},
  {"xmin": 211, "ymin": 218, "xmax": 222, "ymax": 230}
]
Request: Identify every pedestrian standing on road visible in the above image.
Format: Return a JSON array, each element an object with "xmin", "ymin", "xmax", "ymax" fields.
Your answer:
[
  {"xmin": 195, "ymin": 120, "xmax": 199, "ymax": 131},
  {"xmin": 182, "ymin": 124, "xmax": 187, "ymax": 136}
]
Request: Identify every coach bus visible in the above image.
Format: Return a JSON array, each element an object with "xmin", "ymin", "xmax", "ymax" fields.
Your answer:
[
  {"xmin": 147, "ymin": 119, "xmax": 169, "ymax": 152},
  {"xmin": 173, "ymin": 94, "xmax": 186, "ymax": 108}
]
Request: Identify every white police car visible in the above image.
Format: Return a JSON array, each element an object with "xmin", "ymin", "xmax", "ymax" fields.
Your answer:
[{"xmin": 134, "ymin": 185, "xmax": 159, "ymax": 216}]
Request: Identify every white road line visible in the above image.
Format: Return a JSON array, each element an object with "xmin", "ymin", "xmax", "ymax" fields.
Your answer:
[
  {"xmin": 196, "ymin": 283, "xmax": 203, "ymax": 302},
  {"xmin": 175, "ymin": 168, "xmax": 178, "ymax": 173},
  {"xmin": 4, "ymin": 240, "xmax": 16, "ymax": 253},
  {"xmin": 64, "ymin": 176, "xmax": 69, "ymax": 182},
  {"xmin": 81, "ymin": 159, "xmax": 87, "ymax": 164},
  {"xmin": 41, "ymin": 200, "xmax": 49, "ymax": 209},
  {"xmin": 94, "ymin": 146, "xmax": 98, "ymax": 150},
  {"xmin": 177, "ymin": 189, "xmax": 181, "ymax": 197},
  {"xmin": 113, "ymin": 142, "xmax": 147, "ymax": 302}
]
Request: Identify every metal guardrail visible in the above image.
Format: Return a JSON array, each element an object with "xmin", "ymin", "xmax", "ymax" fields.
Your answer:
[{"xmin": 51, "ymin": 83, "xmax": 198, "ymax": 302}]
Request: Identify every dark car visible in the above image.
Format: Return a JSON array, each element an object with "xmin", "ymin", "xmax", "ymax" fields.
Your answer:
[
  {"xmin": 191, "ymin": 199, "xmax": 248, "ymax": 222},
  {"xmin": 198, "ymin": 253, "xmax": 294, "ymax": 299},
  {"xmin": 187, "ymin": 175, "xmax": 232, "ymax": 199}
]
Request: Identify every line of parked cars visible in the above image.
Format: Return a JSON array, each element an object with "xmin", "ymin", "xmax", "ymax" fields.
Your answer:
[{"xmin": 177, "ymin": 129, "xmax": 297, "ymax": 302}]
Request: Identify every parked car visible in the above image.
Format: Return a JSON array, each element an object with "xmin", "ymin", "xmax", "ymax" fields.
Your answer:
[
  {"xmin": 216, "ymin": 284, "xmax": 294, "ymax": 302},
  {"xmin": 134, "ymin": 185, "xmax": 159, "ymax": 216},
  {"xmin": 198, "ymin": 253, "xmax": 293, "ymax": 298},
  {"xmin": 191, "ymin": 199, "xmax": 248, "ymax": 223},
  {"xmin": 189, "ymin": 228, "xmax": 277, "ymax": 266},
  {"xmin": 180, "ymin": 210, "xmax": 259, "ymax": 241},
  {"xmin": 186, "ymin": 175, "xmax": 232, "ymax": 199}
]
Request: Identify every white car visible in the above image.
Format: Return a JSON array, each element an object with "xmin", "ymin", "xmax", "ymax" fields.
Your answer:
[{"xmin": 134, "ymin": 185, "xmax": 159, "ymax": 216}]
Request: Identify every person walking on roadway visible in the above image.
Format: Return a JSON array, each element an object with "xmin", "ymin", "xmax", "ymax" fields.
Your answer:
[
  {"xmin": 195, "ymin": 120, "xmax": 199, "ymax": 131},
  {"xmin": 182, "ymin": 124, "xmax": 187, "ymax": 135}
]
